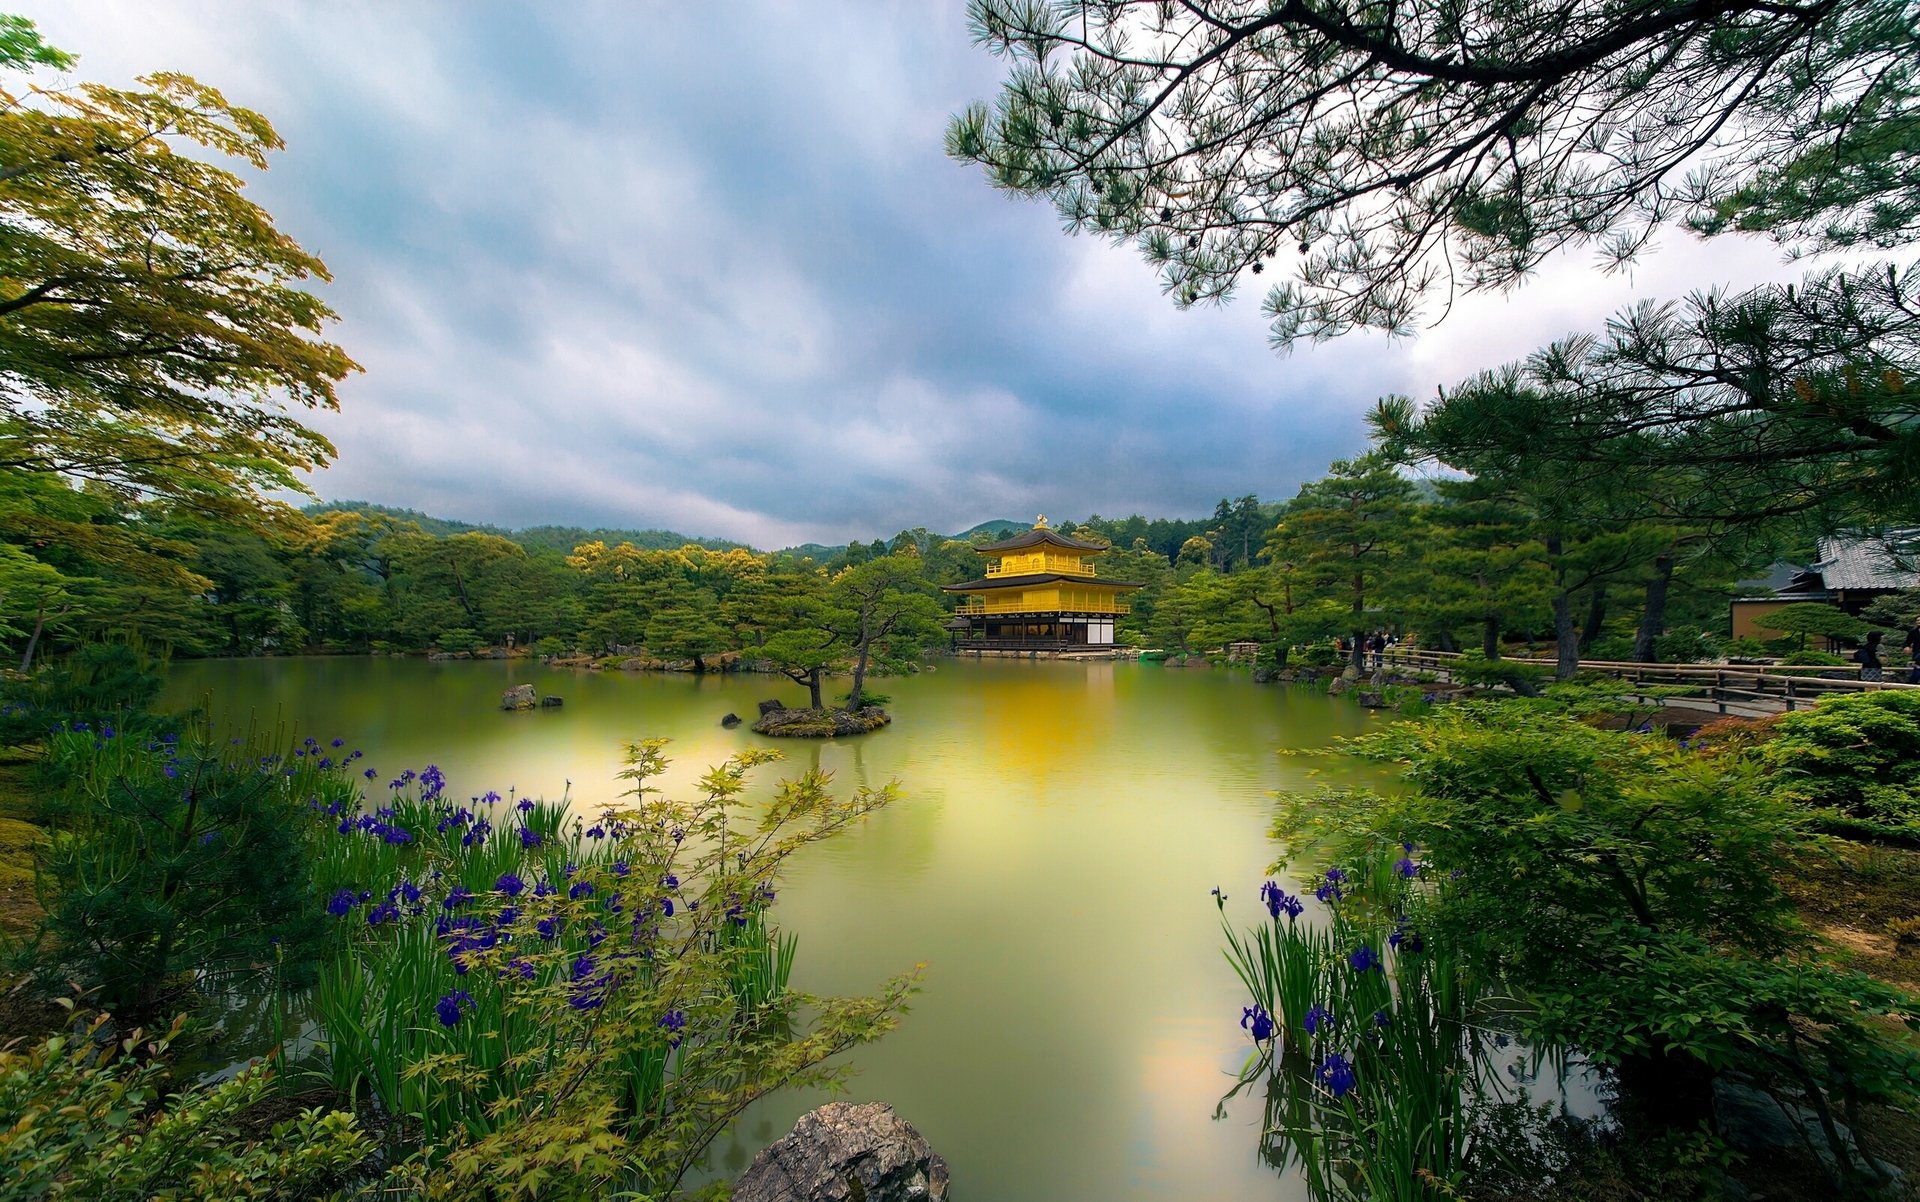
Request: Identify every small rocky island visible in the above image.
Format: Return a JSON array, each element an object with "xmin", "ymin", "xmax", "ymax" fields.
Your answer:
[{"xmin": 750, "ymin": 698, "xmax": 891, "ymax": 738}]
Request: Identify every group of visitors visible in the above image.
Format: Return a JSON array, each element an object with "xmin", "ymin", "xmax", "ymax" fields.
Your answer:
[
  {"xmin": 1331, "ymin": 631, "xmax": 1396, "ymax": 671},
  {"xmin": 1853, "ymin": 619, "xmax": 1920, "ymax": 683}
]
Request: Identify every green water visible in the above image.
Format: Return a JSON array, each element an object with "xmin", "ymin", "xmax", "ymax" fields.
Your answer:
[{"xmin": 164, "ymin": 656, "xmax": 1386, "ymax": 1201}]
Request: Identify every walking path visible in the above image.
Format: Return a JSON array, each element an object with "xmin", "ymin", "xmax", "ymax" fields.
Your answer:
[{"xmin": 1384, "ymin": 648, "xmax": 1919, "ymax": 719}]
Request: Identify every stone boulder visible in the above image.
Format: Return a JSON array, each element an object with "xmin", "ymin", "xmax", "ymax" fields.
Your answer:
[
  {"xmin": 501, "ymin": 684, "xmax": 537, "ymax": 711},
  {"xmin": 721, "ymin": 712, "xmax": 742, "ymax": 728},
  {"xmin": 1327, "ymin": 675, "xmax": 1351, "ymax": 696},
  {"xmin": 734, "ymin": 1102, "xmax": 947, "ymax": 1202},
  {"xmin": 757, "ymin": 699, "xmax": 786, "ymax": 718},
  {"xmin": 752, "ymin": 706, "xmax": 892, "ymax": 738},
  {"xmin": 539, "ymin": 695, "xmax": 564, "ymax": 708}
]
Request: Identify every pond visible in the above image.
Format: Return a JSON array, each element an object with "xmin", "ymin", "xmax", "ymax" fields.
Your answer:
[{"xmin": 163, "ymin": 656, "xmax": 1388, "ymax": 1202}]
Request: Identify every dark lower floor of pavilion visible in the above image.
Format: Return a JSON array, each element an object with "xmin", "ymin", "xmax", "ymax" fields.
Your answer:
[{"xmin": 945, "ymin": 612, "xmax": 1122, "ymax": 650}]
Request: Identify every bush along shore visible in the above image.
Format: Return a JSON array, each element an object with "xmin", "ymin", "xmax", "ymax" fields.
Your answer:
[{"xmin": 1218, "ymin": 696, "xmax": 1920, "ymax": 1201}]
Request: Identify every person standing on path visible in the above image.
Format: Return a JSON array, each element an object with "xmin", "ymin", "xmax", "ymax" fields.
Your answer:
[
  {"xmin": 1856, "ymin": 631, "xmax": 1885, "ymax": 682},
  {"xmin": 1903, "ymin": 619, "xmax": 1920, "ymax": 684}
]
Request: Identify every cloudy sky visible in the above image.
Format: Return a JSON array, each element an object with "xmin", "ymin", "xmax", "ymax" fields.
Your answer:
[{"xmin": 27, "ymin": 2, "xmax": 1846, "ymax": 549}]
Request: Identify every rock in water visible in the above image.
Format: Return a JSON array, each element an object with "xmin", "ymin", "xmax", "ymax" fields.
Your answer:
[
  {"xmin": 721, "ymin": 712, "xmax": 742, "ymax": 728},
  {"xmin": 501, "ymin": 684, "xmax": 537, "ymax": 711},
  {"xmin": 757, "ymin": 698, "xmax": 785, "ymax": 718},
  {"xmin": 734, "ymin": 1102, "xmax": 948, "ymax": 1202},
  {"xmin": 539, "ymin": 695, "xmax": 564, "ymax": 708}
]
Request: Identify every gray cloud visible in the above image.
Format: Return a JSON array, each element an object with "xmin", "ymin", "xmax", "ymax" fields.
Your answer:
[{"xmin": 26, "ymin": 2, "xmax": 1871, "ymax": 547}]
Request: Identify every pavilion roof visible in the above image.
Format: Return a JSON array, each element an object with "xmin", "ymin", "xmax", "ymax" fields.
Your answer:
[{"xmin": 974, "ymin": 527, "xmax": 1111, "ymax": 554}]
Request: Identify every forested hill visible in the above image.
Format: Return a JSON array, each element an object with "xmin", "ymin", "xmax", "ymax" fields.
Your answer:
[{"xmin": 309, "ymin": 501, "xmax": 748, "ymax": 553}]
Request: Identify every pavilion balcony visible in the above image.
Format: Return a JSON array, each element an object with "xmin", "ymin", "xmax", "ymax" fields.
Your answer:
[
  {"xmin": 984, "ymin": 559, "xmax": 1098, "ymax": 578},
  {"xmin": 953, "ymin": 598, "xmax": 1130, "ymax": 615}
]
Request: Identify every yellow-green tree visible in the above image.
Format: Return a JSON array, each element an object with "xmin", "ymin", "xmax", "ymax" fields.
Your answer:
[{"xmin": 0, "ymin": 19, "xmax": 356, "ymax": 521}]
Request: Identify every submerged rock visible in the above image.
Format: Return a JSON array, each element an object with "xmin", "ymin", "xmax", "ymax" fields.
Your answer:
[
  {"xmin": 752, "ymin": 706, "xmax": 891, "ymax": 738},
  {"xmin": 721, "ymin": 712, "xmax": 742, "ymax": 728},
  {"xmin": 501, "ymin": 684, "xmax": 537, "ymax": 711},
  {"xmin": 539, "ymin": 695, "xmax": 564, "ymax": 708},
  {"xmin": 734, "ymin": 1101, "xmax": 948, "ymax": 1202}
]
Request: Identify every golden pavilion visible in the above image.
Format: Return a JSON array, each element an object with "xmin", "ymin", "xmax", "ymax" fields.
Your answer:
[{"xmin": 943, "ymin": 518, "xmax": 1141, "ymax": 652}]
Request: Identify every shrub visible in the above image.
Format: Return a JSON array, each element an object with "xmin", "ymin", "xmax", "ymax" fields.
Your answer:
[
  {"xmin": 434, "ymin": 628, "xmax": 481, "ymax": 655},
  {"xmin": 1301, "ymin": 642, "xmax": 1343, "ymax": 668},
  {"xmin": 1779, "ymin": 649, "xmax": 1846, "ymax": 666},
  {"xmin": 1272, "ymin": 701, "xmax": 1920, "ymax": 1191},
  {"xmin": 0, "ymin": 643, "xmax": 166, "ymax": 747},
  {"xmin": 32, "ymin": 728, "xmax": 332, "ymax": 1018},
  {"xmin": 1762, "ymin": 690, "xmax": 1920, "ymax": 840},
  {"xmin": 1654, "ymin": 624, "xmax": 1718, "ymax": 663},
  {"xmin": 0, "ymin": 1014, "xmax": 368, "ymax": 1200},
  {"xmin": 1447, "ymin": 651, "xmax": 1548, "ymax": 696},
  {"xmin": 1585, "ymin": 635, "xmax": 1636, "ymax": 661},
  {"xmin": 533, "ymin": 635, "xmax": 567, "ymax": 657}
]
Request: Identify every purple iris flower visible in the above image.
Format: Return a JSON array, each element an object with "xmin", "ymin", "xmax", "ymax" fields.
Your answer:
[{"xmin": 1241, "ymin": 1004, "xmax": 1276, "ymax": 1043}]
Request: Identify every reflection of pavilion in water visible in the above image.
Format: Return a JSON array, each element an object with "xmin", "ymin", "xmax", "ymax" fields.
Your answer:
[
  {"xmin": 943, "ymin": 519, "xmax": 1142, "ymax": 654},
  {"xmin": 957, "ymin": 661, "xmax": 1117, "ymax": 796}
]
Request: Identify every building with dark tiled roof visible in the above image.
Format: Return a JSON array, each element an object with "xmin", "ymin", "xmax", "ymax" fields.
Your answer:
[
  {"xmin": 943, "ymin": 518, "xmax": 1141, "ymax": 651},
  {"xmin": 1729, "ymin": 532, "xmax": 1920, "ymax": 639}
]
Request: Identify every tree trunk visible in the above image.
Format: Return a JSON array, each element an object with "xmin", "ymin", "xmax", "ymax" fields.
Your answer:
[
  {"xmin": 1272, "ymin": 643, "xmax": 1291, "ymax": 669},
  {"xmin": 1435, "ymin": 628, "xmax": 1459, "ymax": 653},
  {"xmin": 1482, "ymin": 613, "xmax": 1502, "ymax": 660},
  {"xmin": 20, "ymin": 600, "xmax": 48, "ymax": 673},
  {"xmin": 1580, "ymin": 586, "xmax": 1607, "ymax": 653},
  {"xmin": 1632, "ymin": 553, "xmax": 1675, "ymax": 664},
  {"xmin": 848, "ymin": 638, "xmax": 873, "ymax": 711},
  {"xmin": 1547, "ymin": 536, "xmax": 1580, "ymax": 681},
  {"xmin": 807, "ymin": 667, "xmax": 822, "ymax": 711},
  {"xmin": 1349, "ymin": 629, "xmax": 1366, "ymax": 673}
]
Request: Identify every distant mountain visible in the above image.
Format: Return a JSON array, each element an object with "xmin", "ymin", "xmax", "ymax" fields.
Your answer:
[
  {"xmin": 951, "ymin": 518, "xmax": 1025, "ymax": 540},
  {"xmin": 772, "ymin": 519, "xmax": 1029, "ymax": 562},
  {"xmin": 308, "ymin": 501, "xmax": 746, "ymax": 553}
]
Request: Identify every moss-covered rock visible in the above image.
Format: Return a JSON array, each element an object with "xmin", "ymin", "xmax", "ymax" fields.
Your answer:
[{"xmin": 751, "ymin": 706, "xmax": 892, "ymax": 738}]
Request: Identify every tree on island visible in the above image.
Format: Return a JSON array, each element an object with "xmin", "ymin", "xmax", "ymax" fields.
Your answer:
[{"xmin": 760, "ymin": 556, "xmax": 944, "ymax": 715}]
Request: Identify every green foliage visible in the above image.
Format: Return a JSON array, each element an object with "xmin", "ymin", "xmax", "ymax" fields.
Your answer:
[
  {"xmin": 32, "ymin": 727, "xmax": 331, "ymax": 1018},
  {"xmin": 1271, "ymin": 700, "xmax": 1920, "ymax": 1192},
  {"xmin": 311, "ymin": 739, "xmax": 919, "ymax": 1199},
  {"xmin": 0, "ymin": 15, "xmax": 73, "ymax": 71},
  {"xmin": 0, "ymin": 37, "xmax": 358, "ymax": 516},
  {"xmin": 1779, "ymin": 649, "xmax": 1848, "ymax": 666},
  {"xmin": 1763, "ymin": 690, "xmax": 1920, "ymax": 840},
  {"xmin": 0, "ymin": 643, "xmax": 165, "ymax": 745},
  {"xmin": 433, "ymin": 627, "xmax": 481, "ymax": 655},
  {"xmin": 1266, "ymin": 454, "xmax": 1417, "ymax": 668},
  {"xmin": 1653, "ymin": 624, "xmax": 1718, "ymax": 664},
  {"xmin": 0, "ymin": 1014, "xmax": 369, "ymax": 1200},
  {"xmin": 1386, "ymin": 267, "xmax": 1920, "ymax": 533},
  {"xmin": 952, "ymin": 3, "xmax": 1913, "ymax": 345},
  {"xmin": 1219, "ymin": 856, "xmax": 1487, "ymax": 1200},
  {"xmin": 1757, "ymin": 602, "xmax": 1871, "ymax": 649},
  {"xmin": 1447, "ymin": 650, "xmax": 1548, "ymax": 696}
]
